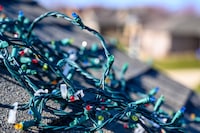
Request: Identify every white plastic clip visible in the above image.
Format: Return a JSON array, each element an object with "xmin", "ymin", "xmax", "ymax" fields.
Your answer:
[
  {"xmin": 74, "ymin": 90, "xmax": 84, "ymax": 100},
  {"xmin": 34, "ymin": 89, "xmax": 48, "ymax": 96},
  {"xmin": 24, "ymin": 48, "xmax": 29, "ymax": 53},
  {"xmin": 60, "ymin": 84, "xmax": 68, "ymax": 99},
  {"xmin": 7, "ymin": 102, "xmax": 18, "ymax": 124},
  {"xmin": 134, "ymin": 124, "xmax": 145, "ymax": 133}
]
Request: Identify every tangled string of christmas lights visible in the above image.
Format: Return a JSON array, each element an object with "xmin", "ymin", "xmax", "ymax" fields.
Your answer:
[{"xmin": 0, "ymin": 11, "xmax": 199, "ymax": 133}]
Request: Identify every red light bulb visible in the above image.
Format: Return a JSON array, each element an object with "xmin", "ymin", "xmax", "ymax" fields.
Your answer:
[
  {"xmin": 32, "ymin": 59, "xmax": 38, "ymax": 64},
  {"xmin": 70, "ymin": 95, "xmax": 75, "ymax": 102},
  {"xmin": 123, "ymin": 123, "xmax": 129, "ymax": 129},
  {"xmin": 19, "ymin": 51, "xmax": 25, "ymax": 56},
  {"xmin": 101, "ymin": 106, "xmax": 105, "ymax": 110},
  {"xmin": 86, "ymin": 105, "xmax": 91, "ymax": 111},
  {"xmin": 0, "ymin": 5, "xmax": 3, "ymax": 11}
]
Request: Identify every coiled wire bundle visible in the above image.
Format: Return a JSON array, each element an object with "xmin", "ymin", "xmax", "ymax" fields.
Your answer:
[{"xmin": 0, "ymin": 11, "xmax": 199, "ymax": 133}]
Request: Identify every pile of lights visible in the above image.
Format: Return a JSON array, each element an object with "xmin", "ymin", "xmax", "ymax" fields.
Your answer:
[{"xmin": 0, "ymin": 10, "xmax": 199, "ymax": 133}]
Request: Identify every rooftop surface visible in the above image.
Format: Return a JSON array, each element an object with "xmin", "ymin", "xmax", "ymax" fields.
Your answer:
[{"xmin": 0, "ymin": 0, "xmax": 200, "ymax": 132}]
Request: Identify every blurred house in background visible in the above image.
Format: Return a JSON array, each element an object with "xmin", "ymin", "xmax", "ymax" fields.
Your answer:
[
  {"xmin": 140, "ymin": 14, "xmax": 200, "ymax": 59},
  {"xmin": 61, "ymin": 6, "xmax": 200, "ymax": 59}
]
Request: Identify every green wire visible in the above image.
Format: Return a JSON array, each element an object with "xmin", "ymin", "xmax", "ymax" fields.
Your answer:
[{"xmin": 0, "ymin": 11, "xmax": 198, "ymax": 132}]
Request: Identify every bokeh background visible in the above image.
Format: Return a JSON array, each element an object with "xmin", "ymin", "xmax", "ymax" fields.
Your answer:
[{"xmin": 35, "ymin": 0, "xmax": 200, "ymax": 91}]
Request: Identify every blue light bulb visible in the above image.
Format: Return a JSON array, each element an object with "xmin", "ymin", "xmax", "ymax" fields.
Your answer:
[
  {"xmin": 155, "ymin": 87, "xmax": 159, "ymax": 93},
  {"xmin": 72, "ymin": 12, "xmax": 78, "ymax": 19},
  {"xmin": 150, "ymin": 96, "xmax": 156, "ymax": 103},
  {"xmin": 18, "ymin": 10, "xmax": 24, "ymax": 17},
  {"xmin": 180, "ymin": 106, "xmax": 186, "ymax": 113}
]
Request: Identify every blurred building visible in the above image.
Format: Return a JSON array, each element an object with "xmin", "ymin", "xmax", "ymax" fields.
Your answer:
[
  {"xmin": 62, "ymin": 6, "xmax": 200, "ymax": 59},
  {"xmin": 140, "ymin": 14, "xmax": 200, "ymax": 59}
]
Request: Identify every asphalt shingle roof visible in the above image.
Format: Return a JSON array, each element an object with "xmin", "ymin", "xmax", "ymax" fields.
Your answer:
[{"xmin": 0, "ymin": 0, "xmax": 199, "ymax": 132}]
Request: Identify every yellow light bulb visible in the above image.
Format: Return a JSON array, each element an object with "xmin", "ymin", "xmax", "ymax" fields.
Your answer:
[
  {"xmin": 98, "ymin": 115, "xmax": 104, "ymax": 121},
  {"xmin": 190, "ymin": 113, "xmax": 196, "ymax": 120},
  {"xmin": 14, "ymin": 123, "xmax": 23, "ymax": 130},
  {"xmin": 131, "ymin": 115, "xmax": 138, "ymax": 122},
  {"xmin": 69, "ymin": 38, "xmax": 74, "ymax": 44},
  {"xmin": 42, "ymin": 63, "xmax": 48, "ymax": 71},
  {"xmin": 105, "ymin": 77, "xmax": 111, "ymax": 84}
]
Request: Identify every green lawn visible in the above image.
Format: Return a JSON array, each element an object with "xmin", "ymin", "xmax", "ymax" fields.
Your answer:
[
  {"xmin": 153, "ymin": 54, "xmax": 200, "ymax": 70},
  {"xmin": 195, "ymin": 84, "xmax": 200, "ymax": 93},
  {"xmin": 153, "ymin": 54, "xmax": 200, "ymax": 93}
]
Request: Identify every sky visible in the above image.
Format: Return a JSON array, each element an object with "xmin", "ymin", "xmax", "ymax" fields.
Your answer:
[{"xmin": 36, "ymin": 0, "xmax": 200, "ymax": 12}]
